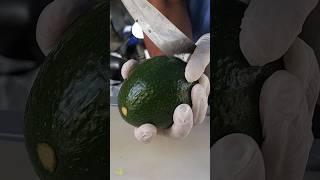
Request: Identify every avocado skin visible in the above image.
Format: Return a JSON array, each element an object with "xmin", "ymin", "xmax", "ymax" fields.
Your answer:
[
  {"xmin": 24, "ymin": 1, "xmax": 108, "ymax": 179},
  {"xmin": 212, "ymin": 0, "xmax": 284, "ymax": 146},
  {"xmin": 118, "ymin": 56, "xmax": 195, "ymax": 129}
]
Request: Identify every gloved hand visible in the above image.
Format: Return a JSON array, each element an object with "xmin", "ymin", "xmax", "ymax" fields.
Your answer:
[
  {"xmin": 121, "ymin": 33, "xmax": 210, "ymax": 143},
  {"xmin": 212, "ymin": 0, "xmax": 320, "ymax": 180},
  {"xmin": 36, "ymin": 0, "xmax": 94, "ymax": 55}
]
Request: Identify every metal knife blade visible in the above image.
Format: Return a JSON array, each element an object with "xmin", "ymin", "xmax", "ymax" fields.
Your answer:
[{"xmin": 121, "ymin": 0, "xmax": 196, "ymax": 56}]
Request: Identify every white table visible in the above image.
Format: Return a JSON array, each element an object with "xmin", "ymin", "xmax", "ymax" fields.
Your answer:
[
  {"xmin": 1, "ymin": 107, "xmax": 318, "ymax": 179},
  {"xmin": 110, "ymin": 106, "xmax": 210, "ymax": 180}
]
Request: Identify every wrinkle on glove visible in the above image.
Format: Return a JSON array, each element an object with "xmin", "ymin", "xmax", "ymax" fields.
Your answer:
[{"xmin": 240, "ymin": 0, "xmax": 318, "ymax": 66}]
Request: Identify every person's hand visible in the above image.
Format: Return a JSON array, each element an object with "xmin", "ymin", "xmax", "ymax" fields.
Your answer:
[
  {"xmin": 212, "ymin": 0, "xmax": 320, "ymax": 180},
  {"xmin": 260, "ymin": 37, "xmax": 320, "ymax": 180},
  {"xmin": 212, "ymin": 37, "xmax": 320, "ymax": 180},
  {"xmin": 36, "ymin": 0, "xmax": 94, "ymax": 55},
  {"xmin": 121, "ymin": 33, "xmax": 210, "ymax": 143},
  {"xmin": 241, "ymin": 0, "xmax": 320, "ymax": 179}
]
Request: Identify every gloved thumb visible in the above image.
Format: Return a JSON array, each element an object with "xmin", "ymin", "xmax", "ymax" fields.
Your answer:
[
  {"xmin": 36, "ymin": 0, "xmax": 94, "ymax": 55},
  {"xmin": 185, "ymin": 33, "xmax": 210, "ymax": 82}
]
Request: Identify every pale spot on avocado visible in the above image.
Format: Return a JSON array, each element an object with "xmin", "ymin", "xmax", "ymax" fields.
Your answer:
[
  {"xmin": 37, "ymin": 143, "xmax": 56, "ymax": 173},
  {"xmin": 121, "ymin": 107, "xmax": 128, "ymax": 117}
]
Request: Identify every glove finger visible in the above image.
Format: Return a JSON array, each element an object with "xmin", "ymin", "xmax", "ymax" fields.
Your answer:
[
  {"xmin": 185, "ymin": 33, "xmax": 210, "ymax": 82},
  {"xmin": 240, "ymin": 0, "xmax": 318, "ymax": 66},
  {"xmin": 260, "ymin": 70, "xmax": 313, "ymax": 180},
  {"xmin": 211, "ymin": 134, "xmax": 265, "ymax": 180},
  {"xmin": 36, "ymin": 0, "xmax": 94, "ymax": 55},
  {"xmin": 199, "ymin": 74, "xmax": 210, "ymax": 96},
  {"xmin": 191, "ymin": 84, "xmax": 208, "ymax": 125},
  {"xmin": 284, "ymin": 38, "xmax": 320, "ymax": 115},
  {"xmin": 161, "ymin": 104, "xmax": 193, "ymax": 139},
  {"xmin": 260, "ymin": 70, "xmax": 304, "ymax": 130},
  {"xmin": 134, "ymin": 123, "xmax": 157, "ymax": 144},
  {"xmin": 121, "ymin": 59, "xmax": 138, "ymax": 79}
]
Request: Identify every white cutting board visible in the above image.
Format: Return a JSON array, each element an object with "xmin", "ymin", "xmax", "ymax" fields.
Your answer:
[{"xmin": 110, "ymin": 106, "xmax": 210, "ymax": 180}]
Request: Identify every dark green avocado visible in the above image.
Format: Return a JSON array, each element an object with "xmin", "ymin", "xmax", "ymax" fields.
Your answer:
[
  {"xmin": 118, "ymin": 56, "xmax": 195, "ymax": 129},
  {"xmin": 212, "ymin": 0, "xmax": 283, "ymax": 146},
  {"xmin": 24, "ymin": 1, "xmax": 108, "ymax": 180}
]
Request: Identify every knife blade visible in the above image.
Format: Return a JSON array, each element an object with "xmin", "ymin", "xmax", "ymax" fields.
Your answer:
[{"xmin": 121, "ymin": 0, "xmax": 196, "ymax": 56}]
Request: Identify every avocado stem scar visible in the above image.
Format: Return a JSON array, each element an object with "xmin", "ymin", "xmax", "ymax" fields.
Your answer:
[
  {"xmin": 37, "ymin": 143, "xmax": 57, "ymax": 173},
  {"xmin": 121, "ymin": 107, "xmax": 128, "ymax": 117}
]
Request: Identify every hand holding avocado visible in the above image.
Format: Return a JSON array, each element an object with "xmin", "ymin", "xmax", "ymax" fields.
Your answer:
[
  {"xmin": 118, "ymin": 0, "xmax": 210, "ymax": 143},
  {"xmin": 120, "ymin": 34, "xmax": 210, "ymax": 143}
]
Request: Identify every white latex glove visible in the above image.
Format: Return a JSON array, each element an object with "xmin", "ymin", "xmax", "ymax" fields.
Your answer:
[
  {"xmin": 212, "ymin": 0, "xmax": 320, "ymax": 179},
  {"xmin": 121, "ymin": 34, "xmax": 210, "ymax": 143},
  {"xmin": 212, "ymin": 38, "xmax": 320, "ymax": 180},
  {"xmin": 241, "ymin": 0, "xmax": 320, "ymax": 179},
  {"xmin": 239, "ymin": 0, "xmax": 318, "ymax": 66},
  {"xmin": 260, "ymin": 38, "xmax": 320, "ymax": 180},
  {"xmin": 36, "ymin": 0, "xmax": 94, "ymax": 55}
]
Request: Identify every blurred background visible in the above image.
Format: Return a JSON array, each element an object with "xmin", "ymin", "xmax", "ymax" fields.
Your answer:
[
  {"xmin": 0, "ymin": 0, "xmax": 51, "ymax": 140},
  {"xmin": 0, "ymin": 0, "xmax": 50, "ymax": 113},
  {"xmin": 109, "ymin": 0, "xmax": 147, "ymax": 105},
  {"xmin": 0, "ymin": 0, "xmax": 51, "ymax": 179}
]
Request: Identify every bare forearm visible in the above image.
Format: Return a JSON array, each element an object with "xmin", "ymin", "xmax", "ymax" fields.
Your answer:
[{"xmin": 144, "ymin": 0, "xmax": 192, "ymax": 57}]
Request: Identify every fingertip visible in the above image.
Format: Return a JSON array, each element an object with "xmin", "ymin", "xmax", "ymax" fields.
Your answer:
[
  {"xmin": 134, "ymin": 124, "xmax": 157, "ymax": 144},
  {"xmin": 36, "ymin": 0, "xmax": 94, "ymax": 56},
  {"xmin": 121, "ymin": 59, "xmax": 138, "ymax": 79},
  {"xmin": 173, "ymin": 104, "xmax": 193, "ymax": 125},
  {"xmin": 166, "ymin": 104, "xmax": 193, "ymax": 139},
  {"xmin": 185, "ymin": 41, "xmax": 210, "ymax": 82},
  {"xmin": 191, "ymin": 84, "xmax": 207, "ymax": 100},
  {"xmin": 185, "ymin": 65, "xmax": 201, "ymax": 82},
  {"xmin": 195, "ymin": 33, "xmax": 210, "ymax": 47},
  {"xmin": 36, "ymin": 2, "xmax": 56, "ymax": 56}
]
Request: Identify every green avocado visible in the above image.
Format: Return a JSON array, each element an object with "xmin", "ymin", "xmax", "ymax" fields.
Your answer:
[
  {"xmin": 118, "ymin": 56, "xmax": 195, "ymax": 129},
  {"xmin": 212, "ymin": 0, "xmax": 284, "ymax": 146},
  {"xmin": 24, "ymin": 1, "xmax": 107, "ymax": 180}
]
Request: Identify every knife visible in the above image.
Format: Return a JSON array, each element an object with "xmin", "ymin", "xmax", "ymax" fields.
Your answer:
[{"xmin": 120, "ymin": 0, "xmax": 196, "ymax": 58}]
